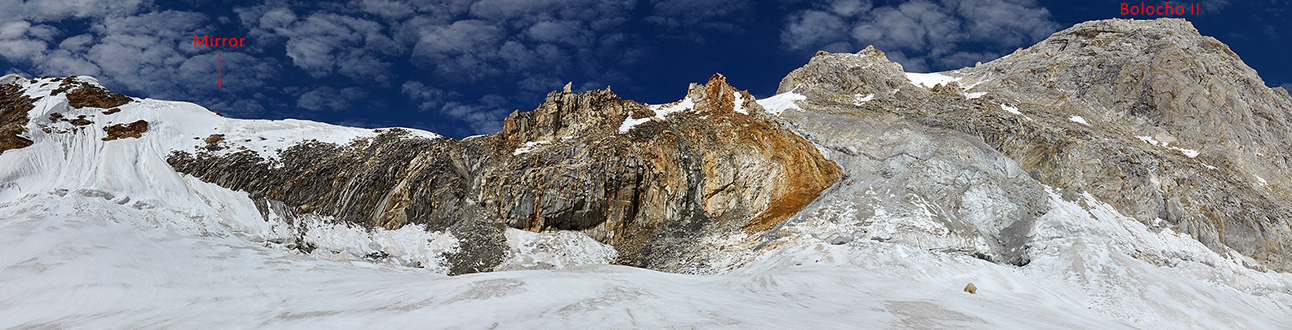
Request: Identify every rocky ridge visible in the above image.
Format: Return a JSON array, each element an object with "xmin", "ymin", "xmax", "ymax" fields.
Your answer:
[
  {"xmin": 771, "ymin": 46, "xmax": 1050, "ymax": 266},
  {"xmin": 961, "ymin": 19, "xmax": 1292, "ymax": 271},
  {"xmin": 773, "ymin": 18, "xmax": 1292, "ymax": 271},
  {"xmin": 166, "ymin": 74, "xmax": 841, "ymax": 274}
]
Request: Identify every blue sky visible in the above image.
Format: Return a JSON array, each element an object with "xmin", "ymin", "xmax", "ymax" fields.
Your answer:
[{"xmin": 2, "ymin": 0, "xmax": 1288, "ymax": 138}]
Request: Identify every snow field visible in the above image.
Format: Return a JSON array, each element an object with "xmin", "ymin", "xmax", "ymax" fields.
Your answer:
[{"xmin": 755, "ymin": 92, "xmax": 806, "ymax": 116}]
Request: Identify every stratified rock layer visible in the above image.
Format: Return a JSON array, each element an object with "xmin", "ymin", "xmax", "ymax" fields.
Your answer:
[
  {"xmin": 777, "ymin": 18, "xmax": 1292, "ymax": 271},
  {"xmin": 483, "ymin": 74, "xmax": 840, "ymax": 270},
  {"xmin": 169, "ymin": 131, "xmax": 506, "ymax": 275},
  {"xmin": 774, "ymin": 47, "xmax": 1050, "ymax": 266},
  {"xmin": 168, "ymin": 74, "xmax": 841, "ymax": 274}
]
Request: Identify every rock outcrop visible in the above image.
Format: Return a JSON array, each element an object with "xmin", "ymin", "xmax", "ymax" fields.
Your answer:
[
  {"xmin": 100, "ymin": 120, "xmax": 148, "ymax": 141},
  {"xmin": 1, "ymin": 75, "xmax": 138, "ymax": 152},
  {"xmin": 772, "ymin": 46, "xmax": 1050, "ymax": 266},
  {"xmin": 169, "ymin": 130, "xmax": 503, "ymax": 275},
  {"xmin": 774, "ymin": 18, "xmax": 1292, "ymax": 271},
  {"xmin": 0, "ymin": 75, "xmax": 36, "ymax": 153},
  {"xmin": 481, "ymin": 74, "xmax": 840, "ymax": 270},
  {"xmin": 960, "ymin": 19, "xmax": 1292, "ymax": 271},
  {"xmin": 168, "ymin": 74, "xmax": 841, "ymax": 274},
  {"xmin": 64, "ymin": 81, "xmax": 132, "ymax": 109}
]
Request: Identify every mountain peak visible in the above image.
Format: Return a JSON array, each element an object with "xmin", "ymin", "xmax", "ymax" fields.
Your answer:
[{"xmin": 774, "ymin": 17, "xmax": 1292, "ymax": 271}]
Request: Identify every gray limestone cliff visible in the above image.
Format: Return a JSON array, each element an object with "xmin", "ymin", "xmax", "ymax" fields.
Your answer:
[{"xmin": 774, "ymin": 18, "xmax": 1292, "ymax": 271}]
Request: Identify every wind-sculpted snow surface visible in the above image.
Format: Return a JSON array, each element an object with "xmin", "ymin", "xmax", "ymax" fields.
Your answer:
[
  {"xmin": 3, "ymin": 17, "xmax": 1292, "ymax": 328},
  {"xmin": 2, "ymin": 171, "xmax": 1290, "ymax": 328}
]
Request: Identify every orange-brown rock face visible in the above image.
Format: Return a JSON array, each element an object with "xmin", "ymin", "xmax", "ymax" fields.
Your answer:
[
  {"xmin": 169, "ymin": 73, "xmax": 840, "ymax": 273},
  {"xmin": 482, "ymin": 74, "xmax": 841, "ymax": 270}
]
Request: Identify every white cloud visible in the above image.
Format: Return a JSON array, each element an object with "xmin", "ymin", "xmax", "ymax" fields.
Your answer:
[
  {"xmin": 402, "ymin": 81, "xmax": 448, "ymax": 111},
  {"xmin": 0, "ymin": 38, "xmax": 49, "ymax": 64},
  {"xmin": 517, "ymin": 76, "xmax": 563, "ymax": 92},
  {"xmin": 0, "ymin": 22, "xmax": 52, "ymax": 63},
  {"xmin": 440, "ymin": 94, "xmax": 514, "ymax": 134},
  {"xmin": 352, "ymin": 0, "xmax": 417, "ymax": 19},
  {"xmin": 340, "ymin": 87, "xmax": 366, "ymax": 100},
  {"xmin": 828, "ymin": 0, "xmax": 872, "ymax": 16},
  {"xmin": 954, "ymin": 0, "xmax": 1056, "ymax": 47},
  {"xmin": 854, "ymin": 2, "xmax": 962, "ymax": 53},
  {"xmin": 403, "ymin": 5, "xmax": 609, "ymax": 83},
  {"xmin": 0, "ymin": 0, "xmax": 150, "ymax": 23},
  {"xmin": 296, "ymin": 86, "xmax": 369, "ymax": 112},
  {"xmin": 258, "ymin": 8, "xmax": 297, "ymax": 31},
  {"xmin": 270, "ymin": 13, "xmax": 396, "ymax": 81},
  {"xmin": 525, "ymin": 20, "xmax": 587, "ymax": 45},
  {"xmin": 0, "ymin": 21, "xmax": 34, "ymax": 40},
  {"xmin": 57, "ymin": 34, "xmax": 94, "ymax": 52},
  {"xmin": 41, "ymin": 51, "xmax": 101, "ymax": 76},
  {"xmin": 79, "ymin": 11, "xmax": 218, "ymax": 96},
  {"xmin": 413, "ymin": 19, "xmax": 503, "ymax": 55},
  {"xmin": 298, "ymin": 87, "xmax": 339, "ymax": 111},
  {"xmin": 1199, "ymin": 0, "xmax": 1230, "ymax": 12},
  {"xmin": 469, "ymin": 0, "xmax": 560, "ymax": 20},
  {"xmin": 782, "ymin": 0, "xmax": 1059, "ymax": 71},
  {"xmin": 782, "ymin": 10, "xmax": 848, "ymax": 50},
  {"xmin": 648, "ymin": 0, "xmax": 750, "ymax": 31}
]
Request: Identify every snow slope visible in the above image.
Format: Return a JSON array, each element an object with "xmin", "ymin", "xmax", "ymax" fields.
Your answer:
[
  {"xmin": 755, "ymin": 92, "xmax": 806, "ymax": 115},
  {"xmin": 2, "ymin": 75, "xmax": 1291, "ymax": 328},
  {"xmin": 5, "ymin": 184, "xmax": 1290, "ymax": 328}
]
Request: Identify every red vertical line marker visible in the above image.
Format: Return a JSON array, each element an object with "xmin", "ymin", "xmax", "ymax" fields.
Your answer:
[{"xmin": 218, "ymin": 51, "xmax": 222, "ymax": 88}]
